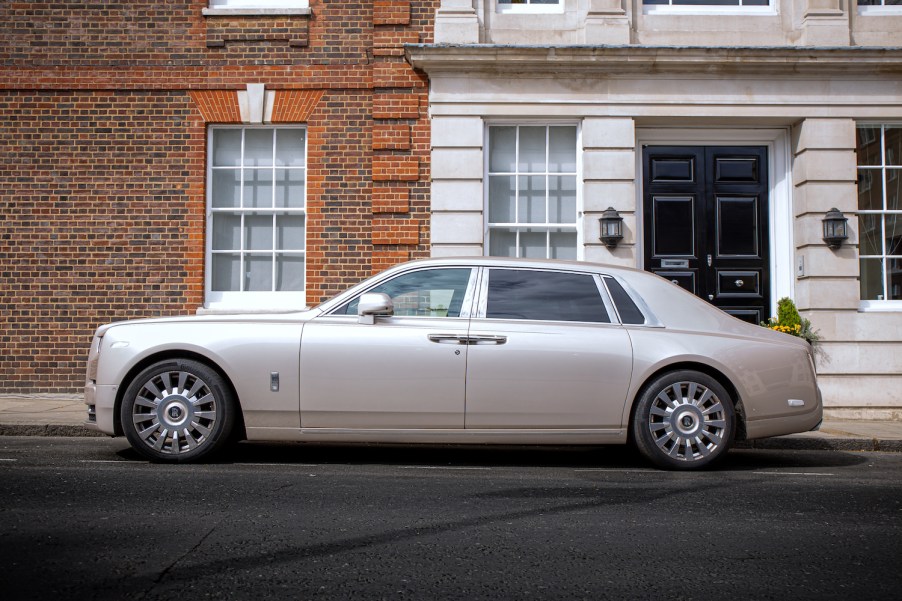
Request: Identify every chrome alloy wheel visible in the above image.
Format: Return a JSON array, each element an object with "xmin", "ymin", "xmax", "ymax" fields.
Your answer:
[
  {"xmin": 131, "ymin": 369, "xmax": 218, "ymax": 456},
  {"xmin": 647, "ymin": 381, "xmax": 727, "ymax": 462}
]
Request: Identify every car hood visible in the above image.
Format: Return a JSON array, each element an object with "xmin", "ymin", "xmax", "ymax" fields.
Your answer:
[{"xmin": 94, "ymin": 308, "xmax": 323, "ymax": 337}]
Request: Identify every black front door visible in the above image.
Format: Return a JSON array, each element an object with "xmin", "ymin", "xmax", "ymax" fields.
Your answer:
[{"xmin": 642, "ymin": 146, "xmax": 770, "ymax": 324}]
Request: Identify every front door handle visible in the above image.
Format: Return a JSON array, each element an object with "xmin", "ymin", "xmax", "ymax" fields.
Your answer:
[{"xmin": 428, "ymin": 334, "xmax": 468, "ymax": 345}]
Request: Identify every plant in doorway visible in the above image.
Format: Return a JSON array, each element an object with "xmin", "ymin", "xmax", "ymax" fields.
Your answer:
[{"xmin": 761, "ymin": 297, "xmax": 822, "ymax": 354}]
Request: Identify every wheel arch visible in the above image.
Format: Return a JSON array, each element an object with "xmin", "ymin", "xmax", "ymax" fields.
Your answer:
[
  {"xmin": 113, "ymin": 350, "xmax": 246, "ymax": 441},
  {"xmin": 626, "ymin": 361, "xmax": 746, "ymax": 443}
]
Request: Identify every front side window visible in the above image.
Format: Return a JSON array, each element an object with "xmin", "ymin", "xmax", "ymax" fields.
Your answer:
[
  {"xmin": 486, "ymin": 125, "xmax": 578, "ymax": 260},
  {"xmin": 857, "ymin": 125, "xmax": 902, "ymax": 303},
  {"xmin": 338, "ymin": 268, "xmax": 474, "ymax": 317},
  {"xmin": 207, "ymin": 126, "xmax": 306, "ymax": 307},
  {"xmin": 485, "ymin": 269, "xmax": 610, "ymax": 323}
]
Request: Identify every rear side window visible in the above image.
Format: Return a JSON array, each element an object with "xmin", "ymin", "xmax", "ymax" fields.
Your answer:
[
  {"xmin": 486, "ymin": 269, "xmax": 610, "ymax": 323},
  {"xmin": 604, "ymin": 277, "xmax": 645, "ymax": 325}
]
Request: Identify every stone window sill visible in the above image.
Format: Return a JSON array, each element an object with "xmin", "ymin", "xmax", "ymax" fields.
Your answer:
[{"xmin": 202, "ymin": 8, "xmax": 312, "ymax": 17}]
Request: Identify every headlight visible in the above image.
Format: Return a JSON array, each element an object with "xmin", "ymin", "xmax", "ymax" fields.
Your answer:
[{"xmin": 86, "ymin": 335, "xmax": 102, "ymax": 381}]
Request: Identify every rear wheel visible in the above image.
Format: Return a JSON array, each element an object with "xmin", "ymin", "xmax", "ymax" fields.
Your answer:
[
  {"xmin": 632, "ymin": 370, "xmax": 735, "ymax": 470},
  {"xmin": 121, "ymin": 359, "xmax": 236, "ymax": 463}
]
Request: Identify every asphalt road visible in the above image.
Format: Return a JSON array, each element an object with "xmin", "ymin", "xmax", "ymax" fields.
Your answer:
[{"xmin": 1, "ymin": 437, "xmax": 900, "ymax": 601}]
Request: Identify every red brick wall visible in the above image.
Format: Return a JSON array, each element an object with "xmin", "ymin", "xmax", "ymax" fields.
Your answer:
[{"xmin": 0, "ymin": 0, "xmax": 438, "ymax": 393}]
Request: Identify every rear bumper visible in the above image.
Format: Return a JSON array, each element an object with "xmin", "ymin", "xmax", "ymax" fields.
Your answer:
[{"xmin": 745, "ymin": 385, "xmax": 824, "ymax": 440}]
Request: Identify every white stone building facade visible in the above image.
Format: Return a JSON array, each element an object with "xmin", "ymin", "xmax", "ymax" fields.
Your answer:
[{"xmin": 408, "ymin": 0, "xmax": 902, "ymax": 419}]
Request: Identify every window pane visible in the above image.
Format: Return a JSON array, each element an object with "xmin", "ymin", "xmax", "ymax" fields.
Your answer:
[
  {"xmin": 211, "ymin": 169, "xmax": 240, "ymax": 208},
  {"xmin": 212, "ymin": 254, "xmax": 240, "ymax": 292},
  {"xmin": 489, "ymin": 126, "xmax": 516, "ymax": 173},
  {"xmin": 857, "ymin": 126, "xmax": 882, "ymax": 167},
  {"xmin": 342, "ymin": 268, "xmax": 472, "ymax": 317},
  {"xmin": 213, "ymin": 130, "xmax": 241, "ymax": 166},
  {"xmin": 859, "ymin": 214, "xmax": 882, "ymax": 256},
  {"xmin": 889, "ymin": 259, "xmax": 902, "ymax": 300},
  {"xmin": 276, "ymin": 130, "xmax": 306, "ymax": 166},
  {"xmin": 549, "ymin": 230, "xmax": 577, "ymax": 260},
  {"xmin": 244, "ymin": 130, "xmax": 274, "ymax": 166},
  {"xmin": 246, "ymin": 255, "xmax": 273, "ymax": 291},
  {"xmin": 246, "ymin": 214, "xmax": 273, "ymax": 251},
  {"xmin": 860, "ymin": 258, "xmax": 885, "ymax": 300},
  {"xmin": 888, "ymin": 169, "xmax": 901, "ymax": 211},
  {"xmin": 244, "ymin": 168, "xmax": 273, "ymax": 208},
  {"xmin": 276, "ymin": 255, "xmax": 305, "ymax": 292},
  {"xmin": 549, "ymin": 176, "xmax": 577, "ymax": 223},
  {"xmin": 885, "ymin": 126, "xmax": 902, "ymax": 166},
  {"xmin": 887, "ymin": 213, "xmax": 902, "ymax": 256},
  {"xmin": 518, "ymin": 127, "xmax": 546, "ymax": 172},
  {"xmin": 488, "ymin": 176, "xmax": 516, "ymax": 223},
  {"xmin": 605, "ymin": 277, "xmax": 645, "ymax": 325},
  {"xmin": 548, "ymin": 126, "xmax": 577, "ymax": 172},
  {"xmin": 519, "ymin": 175, "xmax": 546, "ymax": 224},
  {"xmin": 489, "ymin": 228, "xmax": 517, "ymax": 257},
  {"xmin": 275, "ymin": 169, "xmax": 305, "ymax": 208},
  {"xmin": 486, "ymin": 269, "xmax": 609, "ymax": 323},
  {"xmin": 212, "ymin": 214, "xmax": 241, "ymax": 251},
  {"xmin": 277, "ymin": 215, "xmax": 306, "ymax": 250},
  {"xmin": 858, "ymin": 169, "xmax": 883, "ymax": 211},
  {"xmin": 519, "ymin": 229, "xmax": 546, "ymax": 258}
]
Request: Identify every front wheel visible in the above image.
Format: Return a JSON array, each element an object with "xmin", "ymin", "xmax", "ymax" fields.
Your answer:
[
  {"xmin": 632, "ymin": 370, "xmax": 735, "ymax": 470},
  {"xmin": 121, "ymin": 359, "xmax": 236, "ymax": 463}
]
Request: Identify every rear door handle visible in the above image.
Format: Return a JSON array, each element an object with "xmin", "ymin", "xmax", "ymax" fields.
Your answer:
[{"xmin": 468, "ymin": 335, "xmax": 507, "ymax": 345}]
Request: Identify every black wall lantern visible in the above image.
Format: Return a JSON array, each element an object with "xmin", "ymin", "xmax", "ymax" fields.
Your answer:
[
  {"xmin": 822, "ymin": 207, "xmax": 848, "ymax": 249},
  {"xmin": 599, "ymin": 207, "xmax": 624, "ymax": 248}
]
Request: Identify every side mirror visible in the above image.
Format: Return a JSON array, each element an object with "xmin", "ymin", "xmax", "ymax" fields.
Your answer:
[{"xmin": 357, "ymin": 293, "xmax": 394, "ymax": 325}]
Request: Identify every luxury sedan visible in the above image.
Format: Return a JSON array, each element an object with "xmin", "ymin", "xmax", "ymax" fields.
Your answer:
[{"xmin": 85, "ymin": 257, "xmax": 822, "ymax": 469}]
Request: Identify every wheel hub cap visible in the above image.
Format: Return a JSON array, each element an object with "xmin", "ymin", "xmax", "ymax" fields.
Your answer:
[
  {"xmin": 647, "ymin": 381, "xmax": 727, "ymax": 462},
  {"xmin": 130, "ymin": 370, "xmax": 218, "ymax": 456}
]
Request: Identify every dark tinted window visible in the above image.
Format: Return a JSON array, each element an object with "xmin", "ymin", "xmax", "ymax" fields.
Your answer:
[
  {"xmin": 604, "ymin": 277, "xmax": 645, "ymax": 325},
  {"xmin": 486, "ymin": 269, "xmax": 610, "ymax": 323}
]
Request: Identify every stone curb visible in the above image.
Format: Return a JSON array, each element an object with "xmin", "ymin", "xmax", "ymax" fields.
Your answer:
[
  {"xmin": 0, "ymin": 425, "xmax": 104, "ymax": 438},
  {"xmin": 735, "ymin": 437, "xmax": 902, "ymax": 453}
]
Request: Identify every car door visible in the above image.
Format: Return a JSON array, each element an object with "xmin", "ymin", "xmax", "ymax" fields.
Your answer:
[
  {"xmin": 299, "ymin": 267, "xmax": 476, "ymax": 429},
  {"xmin": 465, "ymin": 268, "xmax": 634, "ymax": 430}
]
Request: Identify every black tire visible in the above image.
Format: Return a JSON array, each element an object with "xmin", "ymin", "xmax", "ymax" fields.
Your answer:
[
  {"xmin": 631, "ymin": 370, "xmax": 735, "ymax": 470},
  {"xmin": 121, "ymin": 359, "xmax": 236, "ymax": 463}
]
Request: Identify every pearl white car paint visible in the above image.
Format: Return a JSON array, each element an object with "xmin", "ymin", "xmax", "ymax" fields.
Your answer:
[{"xmin": 85, "ymin": 257, "xmax": 822, "ymax": 465}]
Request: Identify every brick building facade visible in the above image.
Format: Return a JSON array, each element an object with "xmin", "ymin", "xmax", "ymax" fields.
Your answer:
[{"xmin": 0, "ymin": 1, "xmax": 436, "ymax": 393}]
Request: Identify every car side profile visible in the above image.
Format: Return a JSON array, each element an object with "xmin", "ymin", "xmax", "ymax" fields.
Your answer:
[{"xmin": 85, "ymin": 257, "xmax": 823, "ymax": 470}]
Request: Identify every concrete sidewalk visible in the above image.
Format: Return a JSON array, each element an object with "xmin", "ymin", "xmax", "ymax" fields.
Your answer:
[{"xmin": 1, "ymin": 395, "xmax": 901, "ymax": 452}]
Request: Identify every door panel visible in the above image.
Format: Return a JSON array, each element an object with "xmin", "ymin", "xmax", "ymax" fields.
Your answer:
[{"xmin": 644, "ymin": 146, "xmax": 770, "ymax": 325}]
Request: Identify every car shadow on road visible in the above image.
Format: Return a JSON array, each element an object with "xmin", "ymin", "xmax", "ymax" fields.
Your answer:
[{"xmin": 115, "ymin": 439, "xmax": 874, "ymax": 472}]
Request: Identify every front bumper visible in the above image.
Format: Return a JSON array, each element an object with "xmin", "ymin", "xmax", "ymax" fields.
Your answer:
[{"xmin": 84, "ymin": 381, "xmax": 118, "ymax": 436}]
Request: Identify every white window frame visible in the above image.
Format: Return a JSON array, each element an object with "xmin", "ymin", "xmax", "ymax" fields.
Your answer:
[
  {"xmin": 858, "ymin": 1, "xmax": 902, "ymax": 16},
  {"xmin": 857, "ymin": 123, "xmax": 902, "ymax": 311},
  {"xmin": 496, "ymin": 1, "xmax": 565, "ymax": 14},
  {"xmin": 204, "ymin": 1, "xmax": 311, "ymax": 16},
  {"xmin": 643, "ymin": 0, "xmax": 776, "ymax": 16},
  {"xmin": 209, "ymin": 0, "xmax": 309, "ymax": 8},
  {"xmin": 484, "ymin": 122, "xmax": 582, "ymax": 261},
  {"xmin": 205, "ymin": 125, "xmax": 308, "ymax": 311}
]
